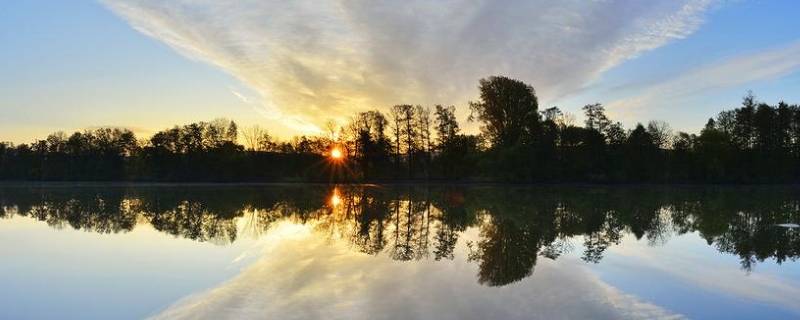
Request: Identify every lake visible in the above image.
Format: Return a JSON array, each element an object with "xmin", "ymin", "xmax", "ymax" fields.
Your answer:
[{"xmin": 1, "ymin": 184, "xmax": 798, "ymax": 319}]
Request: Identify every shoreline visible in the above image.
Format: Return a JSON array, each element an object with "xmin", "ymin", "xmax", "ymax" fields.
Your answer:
[{"xmin": 2, "ymin": 180, "xmax": 800, "ymax": 188}]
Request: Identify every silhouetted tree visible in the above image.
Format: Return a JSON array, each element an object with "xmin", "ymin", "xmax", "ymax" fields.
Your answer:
[
  {"xmin": 434, "ymin": 105, "xmax": 459, "ymax": 145},
  {"xmin": 583, "ymin": 103, "xmax": 611, "ymax": 133},
  {"xmin": 647, "ymin": 120, "xmax": 672, "ymax": 149},
  {"xmin": 469, "ymin": 76, "xmax": 539, "ymax": 147}
]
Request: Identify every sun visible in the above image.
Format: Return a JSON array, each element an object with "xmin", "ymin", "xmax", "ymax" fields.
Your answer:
[{"xmin": 330, "ymin": 147, "xmax": 343, "ymax": 160}]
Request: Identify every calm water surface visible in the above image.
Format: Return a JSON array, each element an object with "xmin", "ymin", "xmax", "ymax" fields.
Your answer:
[{"xmin": 1, "ymin": 184, "xmax": 799, "ymax": 319}]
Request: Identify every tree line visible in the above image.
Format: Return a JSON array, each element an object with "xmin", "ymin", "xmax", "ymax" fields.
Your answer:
[
  {"xmin": 2, "ymin": 75, "xmax": 800, "ymax": 183},
  {"xmin": 2, "ymin": 185, "xmax": 797, "ymax": 285}
]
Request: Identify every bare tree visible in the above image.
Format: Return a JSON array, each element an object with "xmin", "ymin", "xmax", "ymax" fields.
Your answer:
[
  {"xmin": 242, "ymin": 125, "xmax": 264, "ymax": 151},
  {"xmin": 541, "ymin": 107, "xmax": 576, "ymax": 128},
  {"xmin": 324, "ymin": 119, "xmax": 339, "ymax": 142},
  {"xmin": 241, "ymin": 125, "xmax": 275, "ymax": 151},
  {"xmin": 559, "ymin": 112, "xmax": 576, "ymax": 128},
  {"xmin": 646, "ymin": 120, "xmax": 673, "ymax": 149}
]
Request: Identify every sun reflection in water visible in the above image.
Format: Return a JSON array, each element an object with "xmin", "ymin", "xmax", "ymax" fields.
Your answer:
[{"xmin": 329, "ymin": 188, "xmax": 342, "ymax": 207}]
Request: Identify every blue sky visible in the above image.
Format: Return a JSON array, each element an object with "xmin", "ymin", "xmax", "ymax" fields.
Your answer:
[
  {"xmin": 1, "ymin": 0, "xmax": 800, "ymax": 143},
  {"xmin": 0, "ymin": 1, "xmax": 251, "ymax": 141}
]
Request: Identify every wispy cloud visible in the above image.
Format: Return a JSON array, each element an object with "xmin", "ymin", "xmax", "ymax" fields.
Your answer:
[
  {"xmin": 228, "ymin": 87, "xmax": 253, "ymax": 105},
  {"xmin": 102, "ymin": 0, "xmax": 715, "ymax": 134},
  {"xmin": 608, "ymin": 40, "xmax": 800, "ymax": 120}
]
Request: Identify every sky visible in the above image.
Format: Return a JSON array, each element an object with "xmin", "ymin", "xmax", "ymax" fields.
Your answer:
[{"xmin": 1, "ymin": 0, "xmax": 800, "ymax": 143}]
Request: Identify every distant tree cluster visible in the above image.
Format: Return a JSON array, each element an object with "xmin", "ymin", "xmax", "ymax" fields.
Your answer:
[{"xmin": 2, "ymin": 76, "xmax": 800, "ymax": 183}]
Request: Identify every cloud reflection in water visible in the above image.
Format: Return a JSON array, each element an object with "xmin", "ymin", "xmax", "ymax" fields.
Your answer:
[{"xmin": 150, "ymin": 222, "xmax": 683, "ymax": 320}]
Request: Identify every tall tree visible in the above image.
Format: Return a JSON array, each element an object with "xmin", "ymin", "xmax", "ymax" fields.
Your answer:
[
  {"xmin": 434, "ymin": 105, "xmax": 459, "ymax": 145},
  {"xmin": 696, "ymin": 118, "xmax": 733, "ymax": 181},
  {"xmin": 416, "ymin": 105, "xmax": 432, "ymax": 154},
  {"xmin": 582, "ymin": 103, "xmax": 611, "ymax": 133},
  {"xmin": 389, "ymin": 105, "xmax": 404, "ymax": 171},
  {"xmin": 753, "ymin": 103, "xmax": 777, "ymax": 151},
  {"xmin": 626, "ymin": 124, "xmax": 658, "ymax": 181},
  {"xmin": 349, "ymin": 110, "xmax": 391, "ymax": 179},
  {"xmin": 390, "ymin": 104, "xmax": 419, "ymax": 178},
  {"xmin": 416, "ymin": 105, "xmax": 433, "ymax": 178},
  {"xmin": 469, "ymin": 76, "xmax": 539, "ymax": 147},
  {"xmin": 732, "ymin": 92, "xmax": 757, "ymax": 150}
]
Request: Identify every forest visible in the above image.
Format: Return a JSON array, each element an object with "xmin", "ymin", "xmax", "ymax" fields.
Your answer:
[{"xmin": 2, "ymin": 75, "xmax": 800, "ymax": 183}]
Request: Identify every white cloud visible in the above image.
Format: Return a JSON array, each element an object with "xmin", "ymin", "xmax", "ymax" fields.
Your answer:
[{"xmin": 102, "ymin": 0, "xmax": 715, "ymax": 134}]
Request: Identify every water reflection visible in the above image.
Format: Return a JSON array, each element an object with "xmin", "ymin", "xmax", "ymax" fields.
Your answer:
[{"xmin": 1, "ymin": 185, "xmax": 799, "ymax": 286}]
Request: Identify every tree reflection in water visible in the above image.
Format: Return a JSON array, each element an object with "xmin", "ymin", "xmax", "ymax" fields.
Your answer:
[{"xmin": 1, "ymin": 185, "xmax": 799, "ymax": 286}]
